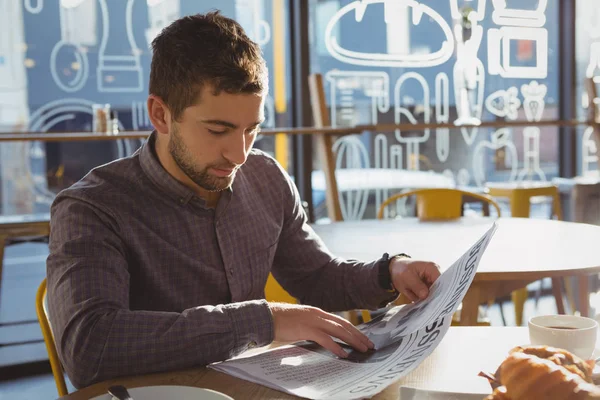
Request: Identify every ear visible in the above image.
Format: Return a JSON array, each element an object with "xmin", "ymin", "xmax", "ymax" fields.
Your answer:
[{"xmin": 147, "ymin": 95, "xmax": 171, "ymax": 135}]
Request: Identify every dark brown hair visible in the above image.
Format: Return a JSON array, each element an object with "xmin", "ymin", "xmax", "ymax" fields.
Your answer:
[{"xmin": 149, "ymin": 11, "xmax": 268, "ymax": 121}]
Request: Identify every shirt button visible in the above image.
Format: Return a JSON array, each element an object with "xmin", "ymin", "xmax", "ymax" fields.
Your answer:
[
  {"xmin": 248, "ymin": 341, "xmax": 257, "ymax": 348},
  {"xmin": 179, "ymin": 198, "xmax": 185, "ymax": 204},
  {"xmin": 230, "ymin": 268, "xmax": 234, "ymax": 274}
]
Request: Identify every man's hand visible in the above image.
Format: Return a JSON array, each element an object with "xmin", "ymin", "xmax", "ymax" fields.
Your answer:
[
  {"xmin": 269, "ymin": 303, "xmax": 374, "ymax": 358},
  {"xmin": 390, "ymin": 257, "xmax": 441, "ymax": 302}
]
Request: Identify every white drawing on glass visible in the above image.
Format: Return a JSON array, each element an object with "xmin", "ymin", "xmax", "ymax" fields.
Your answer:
[
  {"xmin": 582, "ymin": 126, "xmax": 599, "ymax": 177},
  {"xmin": 333, "ymin": 135, "xmax": 370, "ymax": 221},
  {"xmin": 0, "ymin": 0, "xmax": 36, "ymax": 215},
  {"xmin": 324, "ymin": 0, "xmax": 454, "ymax": 67},
  {"xmin": 374, "ymin": 133, "xmax": 390, "ymax": 219},
  {"xmin": 521, "ymin": 80, "xmax": 547, "ymax": 122},
  {"xmin": 517, "ymin": 127, "xmax": 546, "ymax": 181},
  {"xmin": 394, "ymin": 72, "xmax": 430, "ymax": 171},
  {"xmin": 583, "ymin": 1, "xmax": 600, "ymax": 40},
  {"xmin": 145, "ymin": 0, "xmax": 180, "ymax": 47},
  {"xmin": 586, "ymin": 42, "xmax": 600, "ymax": 82},
  {"xmin": 131, "ymin": 101, "xmax": 151, "ymax": 130},
  {"xmin": 27, "ymin": 99, "xmax": 116, "ymax": 206},
  {"xmin": 24, "ymin": 0, "xmax": 43, "ymax": 13},
  {"xmin": 325, "ymin": 70, "xmax": 390, "ymax": 127},
  {"xmin": 50, "ymin": 0, "xmax": 97, "ymax": 92},
  {"xmin": 235, "ymin": 0, "xmax": 271, "ymax": 47},
  {"xmin": 472, "ymin": 128, "xmax": 518, "ymax": 187},
  {"xmin": 434, "ymin": 72, "xmax": 450, "ymax": 162},
  {"xmin": 457, "ymin": 168, "xmax": 471, "ymax": 187},
  {"xmin": 518, "ymin": 80, "xmax": 547, "ymax": 181},
  {"xmin": 451, "ymin": 0, "xmax": 485, "ymax": 146},
  {"xmin": 442, "ymin": 169, "xmax": 454, "ymax": 181},
  {"xmin": 0, "ymin": 0, "xmax": 30, "ymax": 128},
  {"xmin": 485, "ymin": 87, "xmax": 521, "ymax": 120},
  {"xmin": 326, "ymin": 71, "xmax": 389, "ymax": 220},
  {"xmin": 487, "ymin": 27, "xmax": 548, "ymax": 79},
  {"xmin": 97, "ymin": 0, "xmax": 144, "ymax": 93},
  {"xmin": 491, "ymin": 0, "xmax": 547, "ymax": 27}
]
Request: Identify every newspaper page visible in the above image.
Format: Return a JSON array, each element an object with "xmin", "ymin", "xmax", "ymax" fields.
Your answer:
[{"xmin": 210, "ymin": 222, "xmax": 497, "ymax": 399}]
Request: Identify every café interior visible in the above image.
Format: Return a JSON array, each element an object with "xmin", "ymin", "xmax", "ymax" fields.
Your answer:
[{"xmin": 2, "ymin": 0, "xmax": 600, "ymax": 399}]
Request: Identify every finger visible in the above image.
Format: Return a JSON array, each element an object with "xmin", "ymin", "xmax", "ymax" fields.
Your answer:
[
  {"xmin": 421, "ymin": 263, "xmax": 441, "ymax": 286},
  {"xmin": 400, "ymin": 268, "xmax": 430, "ymax": 300},
  {"xmin": 315, "ymin": 310, "xmax": 374, "ymax": 349},
  {"xmin": 311, "ymin": 331, "xmax": 348, "ymax": 359},
  {"xmin": 318, "ymin": 319, "xmax": 369, "ymax": 352},
  {"xmin": 397, "ymin": 286, "xmax": 419, "ymax": 302}
]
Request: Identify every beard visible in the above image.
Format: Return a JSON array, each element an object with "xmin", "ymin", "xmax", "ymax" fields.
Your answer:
[{"xmin": 168, "ymin": 124, "xmax": 237, "ymax": 192}]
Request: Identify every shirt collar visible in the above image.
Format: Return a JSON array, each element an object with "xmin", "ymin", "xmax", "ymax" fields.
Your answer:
[
  {"xmin": 139, "ymin": 132, "xmax": 234, "ymax": 210},
  {"xmin": 139, "ymin": 131, "xmax": 198, "ymax": 206}
]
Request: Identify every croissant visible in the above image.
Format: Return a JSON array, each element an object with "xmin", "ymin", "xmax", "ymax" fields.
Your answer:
[
  {"xmin": 509, "ymin": 345, "xmax": 595, "ymax": 383},
  {"xmin": 484, "ymin": 352, "xmax": 600, "ymax": 400}
]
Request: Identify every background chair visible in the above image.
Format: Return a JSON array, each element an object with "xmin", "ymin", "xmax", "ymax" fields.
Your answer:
[
  {"xmin": 486, "ymin": 182, "xmax": 569, "ymax": 325},
  {"xmin": 36, "ymin": 278, "xmax": 68, "ymax": 397},
  {"xmin": 377, "ymin": 188, "xmax": 502, "ymax": 326},
  {"xmin": 265, "ymin": 273, "xmax": 374, "ymax": 323}
]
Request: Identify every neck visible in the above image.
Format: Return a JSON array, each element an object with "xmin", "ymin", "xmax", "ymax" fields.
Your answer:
[{"xmin": 154, "ymin": 134, "xmax": 221, "ymax": 207}]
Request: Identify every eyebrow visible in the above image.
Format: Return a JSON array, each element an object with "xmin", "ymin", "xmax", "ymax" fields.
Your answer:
[{"xmin": 201, "ymin": 119, "xmax": 265, "ymax": 129}]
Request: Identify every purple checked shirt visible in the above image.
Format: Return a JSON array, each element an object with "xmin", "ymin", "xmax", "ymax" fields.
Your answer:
[{"xmin": 46, "ymin": 133, "xmax": 394, "ymax": 388}]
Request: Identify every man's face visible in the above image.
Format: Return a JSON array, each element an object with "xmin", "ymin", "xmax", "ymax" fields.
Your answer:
[{"xmin": 168, "ymin": 86, "xmax": 265, "ymax": 192}]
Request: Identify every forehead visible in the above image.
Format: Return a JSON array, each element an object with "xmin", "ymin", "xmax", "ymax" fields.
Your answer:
[{"xmin": 184, "ymin": 86, "xmax": 265, "ymax": 123}]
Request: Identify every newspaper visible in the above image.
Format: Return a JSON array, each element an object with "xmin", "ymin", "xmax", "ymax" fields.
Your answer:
[{"xmin": 210, "ymin": 222, "xmax": 498, "ymax": 400}]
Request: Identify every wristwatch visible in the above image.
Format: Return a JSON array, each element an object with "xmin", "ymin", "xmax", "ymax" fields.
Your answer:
[{"xmin": 377, "ymin": 252, "xmax": 411, "ymax": 292}]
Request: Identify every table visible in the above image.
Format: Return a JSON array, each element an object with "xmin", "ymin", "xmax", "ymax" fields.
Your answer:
[
  {"xmin": 311, "ymin": 169, "xmax": 455, "ymax": 192},
  {"xmin": 0, "ymin": 213, "xmax": 50, "ymax": 340},
  {"xmin": 0, "ymin": 213, "xmax": 50, "ymax": 305},
  {"xmin": 312, "ymin": 217, "xmax": 600, "ymax": 325},
  {"xmin": 59, "ymin": 327, "xmax": 528, "ymax": 399}
]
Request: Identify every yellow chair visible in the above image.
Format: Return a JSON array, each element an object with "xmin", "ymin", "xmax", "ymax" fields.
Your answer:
[
  {"xmin": 265, "ymin": 273, "xmax": 374, "ymax": 323},
  {"xmin": 377, "ymin": 188, "xmax": 502, "ymax": 326},
  {"xmin": 36, "ymin": 278, "xmax": 68, "ymax": 397},
  {"xmin": 487, "ymin": 182, "xmax": 568, "ymax": 325},
  {"xmin": 265, "ymin": 273, "xmax": 298, "ymax": 304},
  {"xmin": 377, "ymin": 188, "xmax": 501, "ymax": 220}
]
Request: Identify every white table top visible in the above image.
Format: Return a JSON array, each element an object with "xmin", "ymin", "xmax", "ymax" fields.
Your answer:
[
  {"xmin": 395, "ymin": 327, "xmax": 529, "ymax": 397},
  {"xmin": 62, "ymin": 327, "xmax": 531, "ymax": 400},
  {"xmin": 311, "ymin": 168, "xmax": 456, "ymax": 192},
  {"xmin": 312, "ymin": 217, "xmax": 600, "ymax": 281}
]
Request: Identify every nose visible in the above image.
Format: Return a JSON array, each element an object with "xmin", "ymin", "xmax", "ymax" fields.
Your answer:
[{"xmin": 223, "ymin": 131, "xmax": 249, "ymax": 166}]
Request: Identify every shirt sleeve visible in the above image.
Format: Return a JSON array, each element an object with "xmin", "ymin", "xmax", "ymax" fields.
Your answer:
[
  {"xmin": 269, "ymin": 163, "xmax": 397, "ymax": 312},
  {"xmin": 46, "ymin": 193, "xmax": 274, "ymax": 389}
]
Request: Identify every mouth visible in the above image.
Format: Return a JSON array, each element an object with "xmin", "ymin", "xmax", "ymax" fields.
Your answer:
[{"xmin": 210, "ymin": 167, "xmax": 236, "ymax": 178}]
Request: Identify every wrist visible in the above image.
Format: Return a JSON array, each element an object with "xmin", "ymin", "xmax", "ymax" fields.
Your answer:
[{"xmin": 377, "ymin": 252, "xmax": 410, "ymax": 292}]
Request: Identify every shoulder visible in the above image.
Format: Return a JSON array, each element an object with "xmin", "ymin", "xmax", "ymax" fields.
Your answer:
[
  {"xmin": 52, "ymin": 153, "xmax": 145, "ymax": 218},
  {"xmin": 241, "ymin": 148, "xmax": 293, "ymax": 188}
]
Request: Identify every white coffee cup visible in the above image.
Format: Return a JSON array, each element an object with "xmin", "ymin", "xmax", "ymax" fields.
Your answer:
[{"xmin": 528, "ymin": 315, "xmax": 598, "ymax": 360}]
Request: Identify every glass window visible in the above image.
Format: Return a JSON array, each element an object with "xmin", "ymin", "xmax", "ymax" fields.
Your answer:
[
  {"xmin": 0, "ymin": 0, "xmax": 292, "ymax": 215},
  {"xmin": 576, "ymin": 0, "xmax": 600, "ymax": 177},
  {"xmin": 309, "ymin": 0, "xmax": 560, "ymax": 221}
]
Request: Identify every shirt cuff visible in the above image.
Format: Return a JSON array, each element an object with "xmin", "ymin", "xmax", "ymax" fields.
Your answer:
[{"xmin": 225, "ymin": 299, "xmax": 274, "ymax": 353}]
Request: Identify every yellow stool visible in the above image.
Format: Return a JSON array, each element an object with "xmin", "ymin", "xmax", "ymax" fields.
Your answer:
[{"xmin": 487, "ymin": 182, "xmax": 567, "ymax": 325}]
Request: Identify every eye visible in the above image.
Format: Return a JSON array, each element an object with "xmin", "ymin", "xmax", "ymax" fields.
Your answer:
[
  {"xmin": 208, "ymin": 128, "xmax": 227, "ymax": 135},
  {"xmin": 248, "ymin": 126, "xmax": 261, "ymax": 135}
]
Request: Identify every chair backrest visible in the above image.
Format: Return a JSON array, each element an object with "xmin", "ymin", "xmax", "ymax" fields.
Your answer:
[
  {"xmin": 264, "ymin": 273, "xmax": 297, "ymax": 304},
  {"xmin": 36, "ymin": 278, "xmax": 68, "ymax": 397},
  {"xmin": 377, "ymin": 188, "xmax": 502, "ymax": 220},
  {"xmin": 308, "ymin": 73, "xmax": 343, "ymax": 222}
]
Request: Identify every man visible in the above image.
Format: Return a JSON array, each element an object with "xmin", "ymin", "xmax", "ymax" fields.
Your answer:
[{"xmin": 47, "ymin": 12, "xmax": 440, "ymax": 389}]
